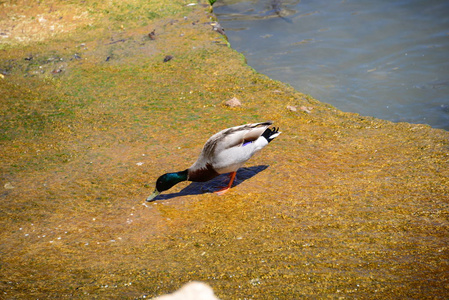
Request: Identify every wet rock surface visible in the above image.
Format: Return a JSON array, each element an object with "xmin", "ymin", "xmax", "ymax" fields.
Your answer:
[{"xmin": 0, "ymin": 1, "xmax": 448, "ymax": 299}]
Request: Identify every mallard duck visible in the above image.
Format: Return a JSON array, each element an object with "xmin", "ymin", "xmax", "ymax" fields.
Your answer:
[{"xmin": 146, "ymin": 121, "xmax": 281, "ymax": 201}]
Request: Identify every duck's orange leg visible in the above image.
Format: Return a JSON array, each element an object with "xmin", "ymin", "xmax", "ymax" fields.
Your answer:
[{"xmin": 215, "ymin": 171, "xmax": 237, "ymax": 195}]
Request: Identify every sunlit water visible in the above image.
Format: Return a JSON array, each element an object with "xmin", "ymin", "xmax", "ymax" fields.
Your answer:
[{"xmin": 214, "ymin": 0, "xmax": 449, "ymax": 130}]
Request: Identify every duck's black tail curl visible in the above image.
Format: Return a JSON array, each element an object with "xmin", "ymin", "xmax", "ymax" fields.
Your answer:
[{"xmin": 262, "ymin": 126, "xmax": 281, "ymax": 143}]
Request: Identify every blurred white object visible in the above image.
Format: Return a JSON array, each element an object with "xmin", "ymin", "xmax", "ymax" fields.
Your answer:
[{"xmin": 153, "ymin": 281, "xmax": 220, "ymax": 300}]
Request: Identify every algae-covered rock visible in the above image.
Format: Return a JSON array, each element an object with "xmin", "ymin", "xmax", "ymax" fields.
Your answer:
[{"xmin": 0, "ymin": 0, "xmax": 447, "ymax": 299}]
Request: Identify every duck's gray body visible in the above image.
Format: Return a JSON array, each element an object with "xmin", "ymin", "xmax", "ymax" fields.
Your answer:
[{"xmin": 188, "ymin": 121, "xmax": 276, "ymax": 180}]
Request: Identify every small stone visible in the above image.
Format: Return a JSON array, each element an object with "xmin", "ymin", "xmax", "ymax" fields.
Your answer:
[
  {"xmin": 4, "ymin": 182, "xmax": 14, "ymax": 189},
  {"xmin": 286, "ymin": 105, "xmax": 297, "ymax": 112},
  {"xmin": 52, "ymin": 68, "xmax": 63, "ymax": 74},
  {"xmin": 163, "ymin": 55, "xmax": 174, "ymax": 62},
  {"xmin": 225, "ymin": 97, "xmax": 242, "ymax": 107},
  {"xmin": 148, "ymin": 29, "xmax": 156, "ymax": 40},
  {"xmin": 300, "ymin": 106, "xmax": 313, "ymax": 113},
  {"xmin": 209, "ymin": 22, "xmax": 225, "ymax": 35}
]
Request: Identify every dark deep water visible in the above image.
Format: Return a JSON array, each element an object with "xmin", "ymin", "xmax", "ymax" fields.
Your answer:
[{"xmin": 214, "ymin": 0, "xmax": 449, "ymax": 130}]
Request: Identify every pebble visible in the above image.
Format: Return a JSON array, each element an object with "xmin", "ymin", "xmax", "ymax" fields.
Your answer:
[
  {"xmin": 300, "ymin": 106, "xmax": 313, "ymax": 113},
  {"xmin": 225, "ymin": 97, "xmax": 241, "ymax": 107},
  {"xmin": 4, "ymin": 182, "xmax": 14, "ymax": 189},
  {"xmin": 163, "ymin": 55, "xmax": 174, "ymax": 62}
]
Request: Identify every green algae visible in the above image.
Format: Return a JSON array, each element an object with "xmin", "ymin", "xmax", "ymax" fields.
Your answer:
[{"xmin": 1, "ymin": 0, "xmax": 448, "ymax": 299}]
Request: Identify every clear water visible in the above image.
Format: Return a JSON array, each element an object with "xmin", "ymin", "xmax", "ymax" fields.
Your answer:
[{"xmin": 214, "ymin": 0, "xmax": 449, "ymax": 130}]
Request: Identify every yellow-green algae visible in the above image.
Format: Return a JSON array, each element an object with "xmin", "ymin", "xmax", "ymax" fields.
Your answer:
[{"xmin": 1, "ymin": 0, "xmax": 448, "ymax": 299}]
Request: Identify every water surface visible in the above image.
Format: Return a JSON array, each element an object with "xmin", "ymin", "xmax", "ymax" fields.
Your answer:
[{"xmin": 214, "ymin": 0, "xmax": 449, "ymax": 130}]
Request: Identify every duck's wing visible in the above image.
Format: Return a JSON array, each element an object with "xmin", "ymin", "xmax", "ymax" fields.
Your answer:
[
  {"xmin": 189, "ymin": 121, "xmax": 272, "ymax": 172},
  {"xmin": 203, "ymin": 121, "xmax": 273, "ymax": 158}
]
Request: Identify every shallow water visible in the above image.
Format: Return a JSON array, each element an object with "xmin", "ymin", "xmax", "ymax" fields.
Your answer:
[{"xmin": 214, "ymin": 0, "xmax": 449, "ymax": 130}]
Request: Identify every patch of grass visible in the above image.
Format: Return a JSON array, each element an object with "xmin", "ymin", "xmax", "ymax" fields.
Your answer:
[{"xmin": 0, "ymin": 78, "xmax": 76, "ymax": 140}]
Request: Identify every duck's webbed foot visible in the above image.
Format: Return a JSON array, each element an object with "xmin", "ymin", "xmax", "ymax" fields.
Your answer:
[{"xmin": 214, "ymin": 171, "xmax": 236, "ymax": 196}]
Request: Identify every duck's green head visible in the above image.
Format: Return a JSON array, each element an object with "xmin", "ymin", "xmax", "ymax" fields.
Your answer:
[{"xmin": 146, "ymin": 170, "xmax": 188, "ymax": 202}]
